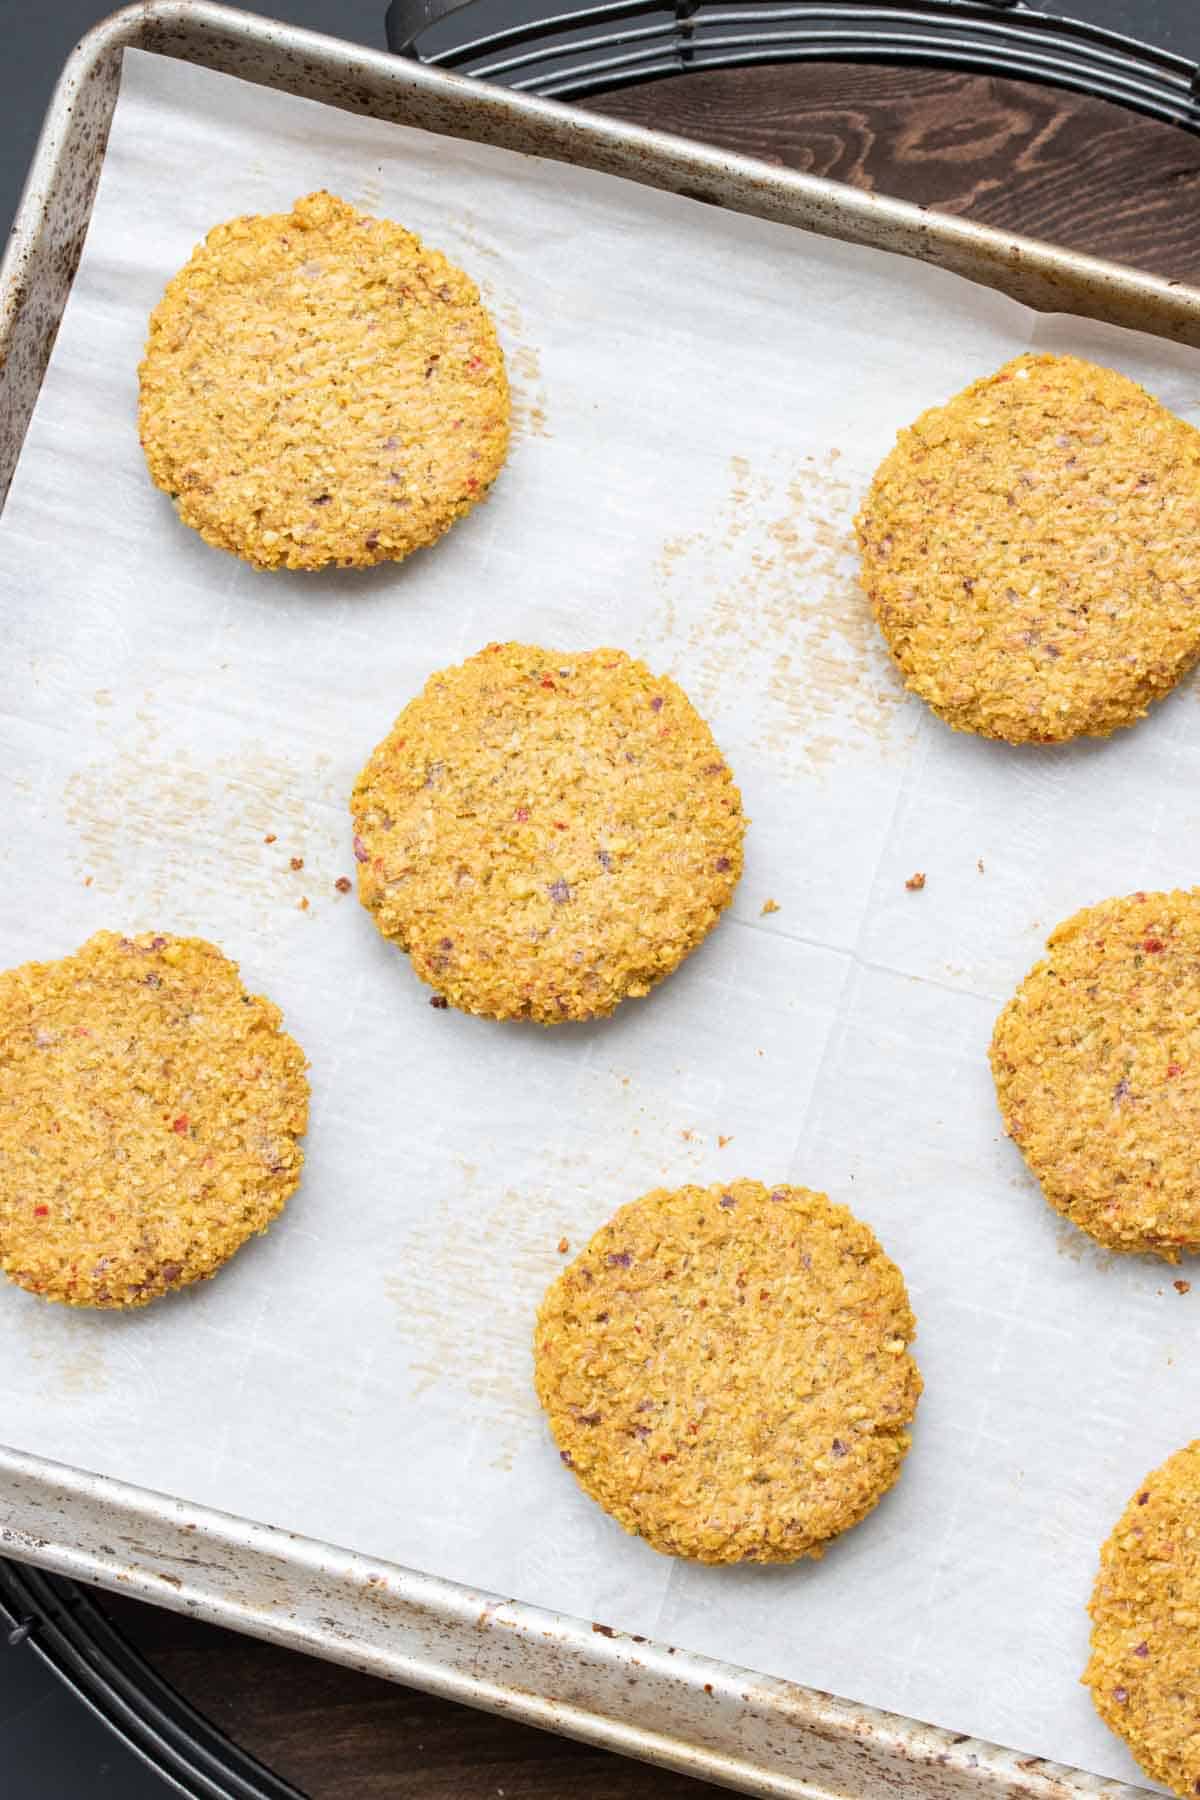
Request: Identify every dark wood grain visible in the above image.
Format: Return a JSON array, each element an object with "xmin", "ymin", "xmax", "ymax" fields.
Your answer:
[
  {"xmin": 104, "ymin": 62, "xmax": 1200, "ymax": 1799},
  {"xmin": 589, "ymin": 64, "xmax": 1200, "ymax": 282}
]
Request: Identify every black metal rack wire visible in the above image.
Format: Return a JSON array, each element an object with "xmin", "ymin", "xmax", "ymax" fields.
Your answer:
[
  {"xmin": 0, "ymin": 1559, "xmax": 303, "ymax": 1800},
  {"xmin": 386, "ymin": 0, "xmax": 1200, "ymax": 117}
]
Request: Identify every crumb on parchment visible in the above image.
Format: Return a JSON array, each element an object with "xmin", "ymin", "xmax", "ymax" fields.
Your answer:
[
  {"xmin": 761, "ymin": 898, "xmax": 780, "ymax": 916},
  {"xmin": 906, "ymin": 873, "xmax": 926, "ymax": 891}
]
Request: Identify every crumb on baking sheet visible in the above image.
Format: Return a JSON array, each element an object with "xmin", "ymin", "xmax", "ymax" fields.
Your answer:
[
  {"xmin": 1175, "ymin": 1279, "xmax": 1191, "ymax": 1294},
  {"xmin": 290, "ymin": 856, "xmax": 304, "ymax": 871},
  {"xmin": 718, "ymin": 1135, "xmax": 733, "ymax": 1148},
  {"xmin": 977, "ymin": 858, "xmax": 985, "ymax": 874},
  {"xmin": 557, "ymin": 1237, "xmax": 569, "ymax": 1254},
  {"xmin": 335, "ymin": 876, "xmax": 352, "ymax": 894},
  {"xmin": 906, "ymin": 872, "xmax": 926, "ymax": 891},
  {"xmin": 297, "ymin": 897, "xmax": 309, "ymax": 912},
  {"xmin": 761, "ymin": 898, "xmax": 780, "ymax": 916}
]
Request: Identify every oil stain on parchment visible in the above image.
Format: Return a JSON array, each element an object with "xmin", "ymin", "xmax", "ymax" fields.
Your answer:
[
  {"xmin": 653, "ymin": 452, "xmax": 908, "ymax": 773},
  {"xmin": 63, "ymin": 706, "xmax": 342, "ymax": 915},
  {"xmin": 488, "ymin": 294, "xmax": 549, "ymax": 445},
  {"xmin": 449, "ymin": 218, "xmax": 550, "ymax": 444},
  {"xmin": 353, "ymin": 175, "xmax": 383, "ymax": 215},
  {"xmin": 382, "ymin": 1153, "xmax": 600, "ymax": 1470},
  {"xmin": 27, "ymin": 1321, "xmax": 110, "ymax": 1399},
  {"xmin": 1052, "ymin": 1216, "xmax": 1117, "ymax": 1271}
]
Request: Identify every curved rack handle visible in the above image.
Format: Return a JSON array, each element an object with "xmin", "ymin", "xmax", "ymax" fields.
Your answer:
[
  {"xmin": 385, "ymin": 0, "xmax": 1200, "ymax": 123},
  {"xmin": 387, "ymin": 0, "xmax": 484, "ymax": 57},
  {"xmin": 384, "ymin": 0, "xmax": 1026, "ymax": 65}
]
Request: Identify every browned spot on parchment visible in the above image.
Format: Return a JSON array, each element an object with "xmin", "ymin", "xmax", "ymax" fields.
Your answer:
[
  {"xmin": 491, "ymin": 301, "xmax": 549, "ymax": 444},
  {"xmin": 63, "ymin": 708, "xmax": 341, "ymax": 914},
  {"xmin": 653, "ymin": 452, "xmax": 906, "ymax": 771},
  {"xmin": 1052, "ymin": 1216, "xmax": 1117, "ymax": 1270},
  {"xmin": 26, "ymin": 1321, "xmax": 110, "ymax": 1397},
  {"xmin": 383, "ymin": 1164, "xmax": 561, "ymax": 1469},
  {"xmin": 382, "ymin": 1151, "xmax": 624, "ymax": 1470},
  {"xmin": 450, "ymin": 220, "xmax": 550, "ymax": 444},
  {"xmin": 354, "ymin": 176, "xmax": 383, "ymax": 215}
]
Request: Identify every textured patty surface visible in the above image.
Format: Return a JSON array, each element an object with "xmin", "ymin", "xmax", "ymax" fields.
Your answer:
[
  {"xmin": 1085, "ymin": 1441, "xmax": 1200, "ymax": 1798},
  {"xmin": 138, "ymin": 190, "xmax": 509, "ymax": 571},
  {"xmin": 0, "ymin": 931, "xmax": 309, "ymax": 1307},
  {"xmin": 534, "ymin": 1179, "xmax": 921, "ymax": 1563},
  {"xmin": 991, "ymin": 890, "xmax": 1200, "ymax": 1258},
  {"xmin": 856, "ymin": 353, "xmax": 1200, "ymax": 742},
  {"xmin": 351, "ymin": 642, "xmax": 745, "ymax": 1023}
]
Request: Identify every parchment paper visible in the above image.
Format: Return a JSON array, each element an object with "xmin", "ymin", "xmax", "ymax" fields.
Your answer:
[{"xmin": 3, "ymin": 48, "xmax": 1199, "ymax": 1790}]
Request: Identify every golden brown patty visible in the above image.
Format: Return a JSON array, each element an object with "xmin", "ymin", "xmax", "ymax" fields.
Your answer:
[
  {"xmin": 138, "ymin": 190, "xmax": 510, "ymax": 571},
  {"xmin": 1085, "ymin": 1441, "xmax": 1200, "ymax": 1798},
  {"xmin": 350, "ymin": 643, "xmax": 745, "ymax": 1024},
  {"xmin": 856, "ymin": 353, "xmax": 1200, "ymax": 742},
  {"xmin": 534, "ymin": 1179, "xmax": 922, "ymax": 1563},
  {"xmin": 990, "ymin": 890, "xmax": 1200, "ymax": 1258},
  {"xmin": 0, "ymin": 931, "xmax": 309, "ymax": 1308}
]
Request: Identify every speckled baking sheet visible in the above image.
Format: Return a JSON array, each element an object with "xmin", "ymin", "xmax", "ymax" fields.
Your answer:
[{"xmin": 2, "ymin": 46, "xmax": 1198, "ymax": 1794}]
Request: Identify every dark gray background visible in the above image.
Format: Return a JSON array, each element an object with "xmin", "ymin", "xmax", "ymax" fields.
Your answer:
[{"xmin": 1, "ymin": 0, "xmax": 1198, "ymax": 1793}]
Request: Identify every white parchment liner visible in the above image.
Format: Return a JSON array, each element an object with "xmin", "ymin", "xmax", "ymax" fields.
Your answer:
[{"xmin": 3, "ymin": 49, "xmax": 1198, "ymax": 1789}]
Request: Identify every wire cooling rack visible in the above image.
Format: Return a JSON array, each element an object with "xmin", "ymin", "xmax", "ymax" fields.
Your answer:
[{"xmin": 386, "ymin": 0, "xmax": 1200, "ymax": 114}]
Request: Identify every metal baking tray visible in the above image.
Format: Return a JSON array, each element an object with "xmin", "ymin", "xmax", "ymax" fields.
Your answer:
[{"xmin": 0, "ymin": 4, "xmax": 1194, "ymax": 1794}]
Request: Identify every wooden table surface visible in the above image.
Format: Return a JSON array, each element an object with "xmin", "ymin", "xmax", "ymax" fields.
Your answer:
[{"xmin": 103, "ymin": 61, "xmax": 1200, "ymax": 1800}]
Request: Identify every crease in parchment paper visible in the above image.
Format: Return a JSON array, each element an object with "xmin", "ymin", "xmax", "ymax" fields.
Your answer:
[{"xmin": 2, "ymin": 45, "xmax": 1198, "ymax": 1792}]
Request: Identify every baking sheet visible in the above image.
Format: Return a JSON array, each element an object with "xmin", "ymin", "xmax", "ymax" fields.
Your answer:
[{"xmin": 2, "ymin": 46, "xmax": 1198, "ymax": 1791}]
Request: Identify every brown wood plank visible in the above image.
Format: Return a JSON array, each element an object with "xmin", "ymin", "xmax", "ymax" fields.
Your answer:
[{"xmin": 587, "ymin": 64, "xmax": 1200, "ymax": 282}]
